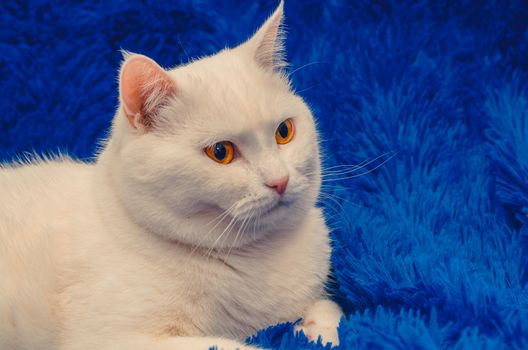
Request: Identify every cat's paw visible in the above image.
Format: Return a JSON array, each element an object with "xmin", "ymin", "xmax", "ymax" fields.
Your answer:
[{"xmin": 294, "ymin": 300, "xmax": 343, "ymax": 347}]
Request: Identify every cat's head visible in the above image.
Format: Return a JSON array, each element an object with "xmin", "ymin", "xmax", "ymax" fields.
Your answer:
[{"xmin": 104, "ymin": 1, "xmax": 322, "ymax": 249}]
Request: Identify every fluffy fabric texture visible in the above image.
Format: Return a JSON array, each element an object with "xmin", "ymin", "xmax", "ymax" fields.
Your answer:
[{"xmin": 1, "ymin": 0, "xmax": 527, "ymax": 349}]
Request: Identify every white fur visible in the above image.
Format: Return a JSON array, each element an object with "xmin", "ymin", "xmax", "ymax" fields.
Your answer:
[
  {"xmin": 0, "ymin": 2, "xmax": 342, "ymax": 349},
  {"xmin": 294, "ymin": 300, "xmax": 343, "ymax": 345}
]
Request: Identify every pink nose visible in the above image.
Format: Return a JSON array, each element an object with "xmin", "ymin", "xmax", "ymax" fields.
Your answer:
[{"xmin": 265, "ymin": 176, "xmax": 289, "ymax": 195}]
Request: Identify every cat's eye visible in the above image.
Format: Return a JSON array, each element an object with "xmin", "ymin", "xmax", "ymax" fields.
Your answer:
[
  {"xmin": 275, "ymin": 119, "xmax": 295, "ymax": 145},
  {"xmin": 205, "ymin": 141, "xmax": 235, "ymax": 164}
]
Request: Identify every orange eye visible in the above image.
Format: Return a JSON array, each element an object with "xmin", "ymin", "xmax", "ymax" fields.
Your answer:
[
  {"xmin": 205, "ymin": 141, "xmax": 235, "ymax": 164},
  {"xmin": 275, "ymin": 119, "xmax": 295, "ymax": 145}
]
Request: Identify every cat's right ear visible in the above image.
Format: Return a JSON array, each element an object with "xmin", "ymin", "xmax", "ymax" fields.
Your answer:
[
  {"xmin": 241, "ymin": 0, "xmax": 286, "ymax": 72},
  {"xmin": 119, "ymin": 54, "xmax": 176, "ymax": 131}
]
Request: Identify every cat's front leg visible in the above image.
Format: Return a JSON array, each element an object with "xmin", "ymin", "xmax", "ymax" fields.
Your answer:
[{"xmin": 294, "ymin": 299, "xmax": 343, "ymax": 346}]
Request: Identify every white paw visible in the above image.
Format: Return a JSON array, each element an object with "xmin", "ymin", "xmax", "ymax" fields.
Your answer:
[{"xmin": 294, "ymin": 300, "xmax": 343, "ymax": 346}]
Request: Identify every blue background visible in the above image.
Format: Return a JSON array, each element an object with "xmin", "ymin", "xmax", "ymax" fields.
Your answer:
[{"xmin": 1, "ymin": 0, "xmax": 528, "ymax": 348}]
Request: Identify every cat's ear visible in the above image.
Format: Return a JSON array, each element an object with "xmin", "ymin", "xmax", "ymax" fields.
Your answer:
[
  {"xmin": 242, "ymin": 1, "xmax": 286, "ymax": 71},
  {"xmin": 119, "ymin": 54, "xmax": 176, "ymax": 130}
]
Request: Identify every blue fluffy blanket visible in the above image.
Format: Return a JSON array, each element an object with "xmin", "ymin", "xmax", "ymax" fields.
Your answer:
[{"xmin": 1, "ymin": 1, "xmax": 527, "ymax": 349}]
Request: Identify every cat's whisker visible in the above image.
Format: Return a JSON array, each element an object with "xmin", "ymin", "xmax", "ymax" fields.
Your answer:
[
  {"xmin": 204, "ymin": 207, "xmax": 240, "ymax": 262},
  {"xmin": 318, "ymin": 192, "xmax": 358, "ymax": 230},
  {"xmin": 323, "ymin": 151, "xmax": 396, "ymax": 170},
  {"xmin": 224, "ymin": 208, "xmax": 252, "ymax": 262},
  {"xmin": 205, "ymin": 220, "xmax": 236, "ymax": 261},
  {"xmin": 249, "ymin": 207, "xmax": 262, "ymax": 243},
  {"xmin": 187, "ymin": 203, "xmax": 238, "ymax": 260},
  {"xmin": 319, "ymin": 184, "xmax": 363, "ymax": 196},
  {"xmin": 177, "ymin": 37, "xmax": 190, "ymax": 62},
  {"xmin": 250, "ymin": 216, "xmax": 257, "ymax": 242},
  {"xmin": 320, "ymin": 183, "xmax": 361, "ymax": 190},
  {"xmin": 204, "ymin": 204, "xmax": 236, "ymax": 228},
  {"xmin": 224, "ymin": 212, "xmax": 251, "ymax": 261},
  {"xmin": 321, "ymin": 151, "xmax": 399, "ymax": 182},
  {"xmin": 295, "ymin": 84, "xmax": 320, "ymax": 94},
  {"xmin": 225, "ymin": 209, "xmax": 253, "ymax": 261},
  {"xmin": 318, "ymin": 190, "xmax": 363, "ymax": 209},
  {"xmin": 303, "ymin": 151, "xmax": 397, "ymax": 178},
  {"xmin": 288, "ymin": 61, "xmax": 327, "ymax": 76},
  {"xmin": 318, "ymin": 193, "xmax": 348, "ymax": 216},
  {"xmin": 317, "ymin": 193, "xmax": 353, "ymax": 222}
]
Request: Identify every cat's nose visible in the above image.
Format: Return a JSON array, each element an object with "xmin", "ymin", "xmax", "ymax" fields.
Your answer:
[{"xmin": 265, "ymin": 176, "xmax": 289, "ymax": 195}]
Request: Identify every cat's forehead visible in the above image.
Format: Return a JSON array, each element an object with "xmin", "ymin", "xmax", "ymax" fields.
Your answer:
[{"xmin": 169, "ymin": 50, "xmax": 293, "ymax": 131}]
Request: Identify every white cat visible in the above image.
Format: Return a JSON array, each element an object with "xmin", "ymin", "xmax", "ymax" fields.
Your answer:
[{"xmin": 0, "ymin": 2, "xmax": 343, "ymax": 349}]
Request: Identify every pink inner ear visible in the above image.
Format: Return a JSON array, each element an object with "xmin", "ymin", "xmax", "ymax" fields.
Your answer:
[{"xmin": 120, "ymin": 55, "xmax": 175, "ymax": 129}]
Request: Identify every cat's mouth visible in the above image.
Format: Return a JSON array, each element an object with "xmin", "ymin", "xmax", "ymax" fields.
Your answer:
[
  {"xmin": 258, "ymin": 199, "xmax": 292, "ymax": 217},
  {"xmin": 229, "ymin": 195, "xmax": 297, "ymax": 223}
]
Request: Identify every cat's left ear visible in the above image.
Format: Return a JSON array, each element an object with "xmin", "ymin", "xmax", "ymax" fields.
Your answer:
[
  {"xmin": 241, "ymin": 1, "xmax": 286, "ymax": 71},
  {"xmin": 119, "ymin": 53, "xmax": 176, "ymax": 131}
]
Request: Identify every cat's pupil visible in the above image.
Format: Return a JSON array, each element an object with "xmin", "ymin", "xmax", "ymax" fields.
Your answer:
[
  {"xmin": 278, "ymin": 122, "xmax": 289, "ymax": 138},
  {"xmin": 214, "ymin": 143, "xmax": 227, "ymax": 160}
]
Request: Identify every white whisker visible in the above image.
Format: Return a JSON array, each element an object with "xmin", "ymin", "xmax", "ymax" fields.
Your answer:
[
  {"xmin": 224, "ymin": 208, "xmax": 252, "ymax": 262},
  {"xmin": 322, "ymin": 151, "xmax": 398, "ymax": 182},
  {"xmin": 289, "ymin": 61, "xmax": 326, "ymax": 76},
  {"xmin": 204, "ymin": 209, "xmax": 239, "ymax": 262},
  {"xmin": 188, "ymin": 202, "xmax": 238, "ymax": 259},
  {"xmin": 324, "ymin": 151, "xmax": 394, "ymax": 170},
  {"xmin": 303, "ymin": 151, "xmax": 397, "ymax": 178}
]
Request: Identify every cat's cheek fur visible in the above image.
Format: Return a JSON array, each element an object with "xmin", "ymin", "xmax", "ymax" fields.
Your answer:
[{"xmin": 105, "ymin": 131, "xmax": 254, "ymax": 248}]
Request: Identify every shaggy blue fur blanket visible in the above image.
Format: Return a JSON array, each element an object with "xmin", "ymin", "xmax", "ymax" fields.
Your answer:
[{"xmin": 1, "ymin": 1, "xmax": 527, "ymax": 349}]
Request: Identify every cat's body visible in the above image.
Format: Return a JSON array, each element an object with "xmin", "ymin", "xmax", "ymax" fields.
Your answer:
[
  {"xmin": 0, "ymin": 158, "xmax": 329, "ymax": 349},
  {"xmin": 0, "ymin": 2, "xmax": 342, "ymax": 349}
]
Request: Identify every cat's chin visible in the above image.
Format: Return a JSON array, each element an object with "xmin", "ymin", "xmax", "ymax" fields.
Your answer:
[
  {"xmin": 190, "ymin": 202, "xmax": 295, "ymax": 250},
  {"xmin": 244, "ymin": 200, "xmax": 307, "ymax": 234},
  {"xmin": 258, "ymin": 199, "xmax": 293, "ymax": 219},
  {"xmin": 164, "ymin": 193, "xmax": 313, "ymax": 250}
]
